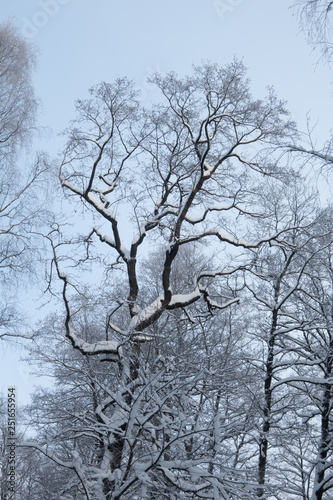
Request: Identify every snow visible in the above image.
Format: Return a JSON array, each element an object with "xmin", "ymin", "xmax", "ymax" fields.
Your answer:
[
  {"xmin": 130, "ymin": 295, "xmax": 164, "ymax": 330},
  {"xmin": 272, "ymin": 375, "xmax": 333, "ymax": 391},
  {"xmin": 86, "ymin": 192, "xmax": 118, "ymax": 219},
  {"xmin": 131, "ymin": 220, "xmax": 151, "ymax": 247},
  {"xmin": 130, "ymin": 288, "xmax": 205, "ymax": 329},
  {"xmin": 93, "ymin": 228, "xmax": 116, "ymax": 247},
  {"xmin": 179, "ymin": 229, "xmax": 262, "ymax": 248},
  {"xmin": 93, "ymin": 226, "xmax": 130, "ymax": 261},
  {"xmin": 69, "ymin": 328, "xmax": 119, "ymax": 355},
  {"xmin": 168, "ymin": 288, "xmax": 201, "ymax": 308},
  {"xmin": 61, "ymin": 179, "xmax": 84, "ymax": 196},
  {"xmin": 131, "ymin": 333, "xmax": 153, "ymax": 343},
  {"xmin": 202, "ymin": 160, "xmax": 213, "ymax": 178},
  {"xmin": 207, "ymin": 296, "xmax": 240, "ymax": 310},
  {"xmin": 119, "ymin": 243, "xmax": 130, "ymax": 261}
]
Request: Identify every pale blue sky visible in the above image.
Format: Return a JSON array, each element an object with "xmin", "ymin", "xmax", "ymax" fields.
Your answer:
[
  {"xmin": 0, "ymin": 0, "xmax": 332, "ymax": 404},
  {"xmin": 3, "ymin": 0, "xmax": 332, "ymax": 143}
]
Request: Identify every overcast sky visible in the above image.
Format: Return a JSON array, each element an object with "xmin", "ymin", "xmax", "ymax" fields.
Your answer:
[
  {"xmin": 1, "ymin": 0, "xmax": 332, "ymax": 404},
  {"xmin": 3, "ymin": 0, "xmax": 333, "ymax": 142}
]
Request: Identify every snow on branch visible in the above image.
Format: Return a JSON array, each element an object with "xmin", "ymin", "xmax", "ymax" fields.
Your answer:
[
  {"xmin": 178, "ymin": 227, "xmax": 295, "ymax": 249},
  {"xmin": 20, "ymin": 441, "xmax": 75, "ymax": 469},
  {"xmin": 20, "ymin": 441, "xmax": 92, "ymax": 500},
  {"xmin": 49, "ymin": 236, "xmax": 121, "ymax": 358},
  {"xmin": 66, "ymin": 326, "xmax": 120, "ymax": 355},
  {"xmin": 129, "ymin": 296, "xmax": 165, "ymax": 331},
  {"xmin": 184, "ymin": 203, "xmax": 264, "ymax": 225},
  {"xmin": 288, "ymin": 144, "xmax": 333, "ymax": 164},
  {"xmin": 166, "ymin": 288, "xmax": 201, "ymax": 309},
  {"xmin": 272, "ymin": 375, "xmax": 333, "ymax": 391},
  {"xmin": 93, "ymin": 226, "xmax": 130, "ymax": 262}
]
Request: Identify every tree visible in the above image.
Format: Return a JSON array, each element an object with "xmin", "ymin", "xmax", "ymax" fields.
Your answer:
[
  {"xmin": 23, "ymin": 245, "xmax": 262, "ymax": 499},
  {"xmin": 290, "ymin": 1, "xmax": 333, "ymax": 172},
  {"xmin": 284, "ymin": 210, "xmax": 333, "ymax": 500},
  {"xmin": 241, "ymin": 204, "xmax": 333, "ymax": 500},
  {"xmin": 23, "ymin": 60, "xmax": 302, "ymax": 498},
  {"xmin": 233, "ymin": 176, "xmax": 319, "ymax": 499},
  {"xmin": 0, "ymin": 22, "xmax": 37, "ymax": 162},
  {"xmin": 294, "ymin": 0, "xmax": 333, "ymax": 62},
  {"xmin": 57, "ymin": 60, "xmax": 296, "ymax": 354},
  {"xmin": 0, "ymin": 21, "xmax": 44, "ymax": 340}
]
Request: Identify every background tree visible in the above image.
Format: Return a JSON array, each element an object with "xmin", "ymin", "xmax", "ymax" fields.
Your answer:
[
  {"xmin": 243, "ymin": 179, "xmax": 319, "ymax": 498},
  {"xmin": 0, "ymin": 21, "xmax": 45, "ymax": 340},
  {"xmin": 291, "ymin": 1, "xmax": 333, "ymax": 174},
  {"xmin": 0, "ymin": 22, "xmax": 37, "ymax": 162},
  {"xmin": 294, "ymin": 0, "xmax": 333, "ymax": 62},
  {"xmin": 282, "ymin": 209, "xmax": 333, "ymax": 500}
]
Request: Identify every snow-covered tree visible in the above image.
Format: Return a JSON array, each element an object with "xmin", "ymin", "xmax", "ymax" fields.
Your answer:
[
  {"xmin": 244, "ymin": 180, "xmax": 320, "ymax": 499},
  {"xmin": 285, "ymin": 209, "xmax": 333, "ymax": 500},
  {"xmin": 23, "ymin": 61, "xmax": 304, "ymax": 498}
]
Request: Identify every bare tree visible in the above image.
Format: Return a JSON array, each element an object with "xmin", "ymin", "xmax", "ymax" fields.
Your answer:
[
  {"xmin": 57, "ymin": 61, "xmax": 296, "ymax": 355},
  {"xmin": 240, "ymin": 178, "xmax": 319, "ymax": 499},
  {"xmin": 286, "ymin": 211, "xmax": 333, "ymax": 500},
  {"xmin": 290, "ymin": 1, "xmax": 333, "ymax": 170},
  {"xmin": 0, "ymin": 22, "xmax": 38, "ymax": 161},
  {"xmin": 23, "ymin": 61, "xmax": 302, "ymax": 498},
  {"xmin": 242, "ymin": 205, "xmax": 333, "ymax": 500},
  {"xmin": 294, "ymin": 0, "xmax": 333, "ymax": 62},
  {"xmin": 23, "ymin": 251, "xmax": 261, "ymax": 499},
  {"xmin": 0, "ymin": 21, "xmax": 46, "ymax": 340}
]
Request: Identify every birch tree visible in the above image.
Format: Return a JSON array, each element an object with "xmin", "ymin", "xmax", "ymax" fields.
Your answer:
[
  {"xmin": 290, "ymin": 1, "xmax": 333, "ymax": 172},
  {"xmin": 294, "ymin": 0, "xmax": 333, "ymax": 61},
  {"xmin": 0, "ymin": 21, "xmax": 44, "ymax": 339}
]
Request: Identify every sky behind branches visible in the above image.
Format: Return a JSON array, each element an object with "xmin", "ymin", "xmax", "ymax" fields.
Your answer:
[
  {"xmin": 0, "ymin": 0, "xmax": 332, "ymax": 404},
  {"xmin": 3, "ymin": 0, "xmax": 333, "ymax": 144}
]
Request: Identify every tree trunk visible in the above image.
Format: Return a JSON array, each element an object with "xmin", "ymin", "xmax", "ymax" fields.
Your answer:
[
  {"xmin": 311, "ymin": 359, "xmax": 332, "ymax": 500},
  {"xmin": 257, "ymin": 310, "xmax": 278, "ymax": 498},
  {"xmin": 103, "ymin": 342, "xmax": 141, "ymax": 497}
]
